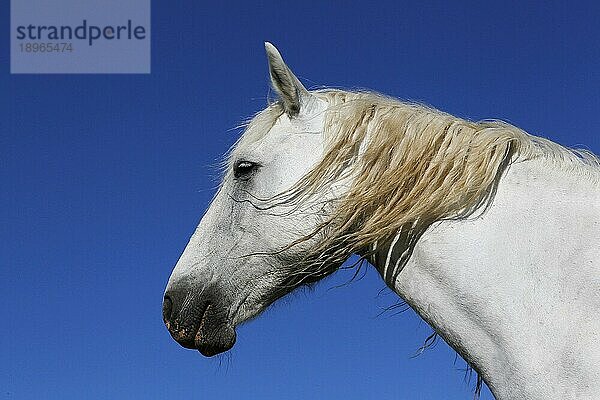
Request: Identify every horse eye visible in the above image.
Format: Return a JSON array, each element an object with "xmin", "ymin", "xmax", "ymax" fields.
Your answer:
[{"xmin": 233, "ymin": 160, "xmax": 258, "ymax": 179}]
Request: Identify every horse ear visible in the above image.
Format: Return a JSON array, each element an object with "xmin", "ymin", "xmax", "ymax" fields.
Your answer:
[{"xmin": 264, "ymin": 42, "xmax": 309, "ymax": 117}]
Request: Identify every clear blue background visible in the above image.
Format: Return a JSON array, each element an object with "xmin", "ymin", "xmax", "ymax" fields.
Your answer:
[{"xmin": 2, "ymin": 1, "xmax": 599, "ymax": 399}]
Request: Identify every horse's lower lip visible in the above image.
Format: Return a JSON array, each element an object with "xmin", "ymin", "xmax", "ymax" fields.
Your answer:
[
  {"xmin": 192, "ymin": 304, "xmax": 237, "ymax": 357},
  {"xmin": 196, "ymin": 342, "xmax": 232, "ymax": 357},
  {"xmin": 195, "ymin": 327, "xmax": 236, "ymax": 357}
]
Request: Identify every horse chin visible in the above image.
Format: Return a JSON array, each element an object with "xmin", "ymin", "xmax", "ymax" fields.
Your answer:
[
  {"xmin": 195, "ymin": 327, "xmax": 236, "ymax": 357},
  {"xmin": 193, "ymin": 309, "xmax": 237, "ymax": 357}
]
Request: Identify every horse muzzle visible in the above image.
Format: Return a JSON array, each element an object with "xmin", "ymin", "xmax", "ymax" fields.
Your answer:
[{"xmin": 162, "ymin": 282, "xmax": 236, "ymax": 357}]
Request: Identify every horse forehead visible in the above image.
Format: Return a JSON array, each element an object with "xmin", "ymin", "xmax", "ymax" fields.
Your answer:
[
  {"xmin": 235, "ymin": 98, "xmax": 328, "ymax": 156},
  {"xmin": 272, "ymin": 111, "xmax": 326, "ymax": 135}
]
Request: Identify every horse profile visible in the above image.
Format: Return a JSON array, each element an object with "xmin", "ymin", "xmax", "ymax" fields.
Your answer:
[{"xmin": 163, "ymin": 43, "xmax": 600, "ymax": 399}]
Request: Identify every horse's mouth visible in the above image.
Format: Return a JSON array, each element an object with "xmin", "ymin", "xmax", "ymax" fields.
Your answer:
[
  {"xmin": 191, "ymin": 304, "xmax": 236, "ymax": 357},
  {"xmin": 166, "ymin": 301, "xmax": 236, "ymax": 357}
]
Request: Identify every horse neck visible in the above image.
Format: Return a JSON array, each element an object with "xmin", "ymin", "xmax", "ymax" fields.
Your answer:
[{"xmin": 368, "ymin": 158, "xmax": 600, "ymax": 400}]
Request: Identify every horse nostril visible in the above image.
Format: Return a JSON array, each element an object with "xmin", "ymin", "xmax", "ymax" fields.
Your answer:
[{"xmin": 162, "ymin": 295, "xmax": 173, "ymax": 324}]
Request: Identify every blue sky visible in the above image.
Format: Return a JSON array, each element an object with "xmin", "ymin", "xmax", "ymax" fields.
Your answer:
[{"xmin": 2, "ymin": 1, "xmax": 599, "ymax": 399}]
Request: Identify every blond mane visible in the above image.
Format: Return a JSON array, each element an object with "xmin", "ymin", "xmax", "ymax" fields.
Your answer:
[{"xmin": 234, "ymin": 90, "xmax": 600, "ymax": 278}]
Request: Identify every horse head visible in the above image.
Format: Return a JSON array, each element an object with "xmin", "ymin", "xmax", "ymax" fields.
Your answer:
[{"xmin": 163, "ymin": 43, "xmax": 339, "ymax": 356}]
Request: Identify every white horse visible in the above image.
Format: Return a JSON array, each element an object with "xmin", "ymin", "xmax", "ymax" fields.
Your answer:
[{"xmin": 163, "ymin": 43, "xmax": 600, "ymax": 400}]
